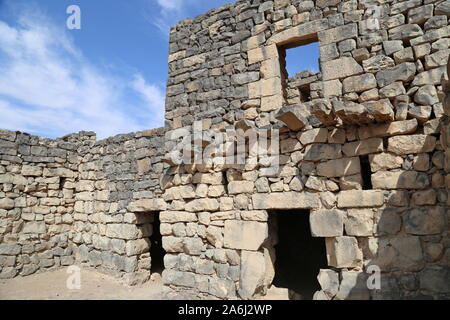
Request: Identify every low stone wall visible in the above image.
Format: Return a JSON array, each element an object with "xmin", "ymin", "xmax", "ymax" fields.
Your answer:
[
  {"xmin": 72, "ymin": 128, "xmax": 166, "ymax": 285},
  {"xmin": 0, "ymin": 130, "xmax": 93, "ymax": 278},
  {"xmin": 0, "ymin": 128, "xmax": 167, "ymax": 285}
]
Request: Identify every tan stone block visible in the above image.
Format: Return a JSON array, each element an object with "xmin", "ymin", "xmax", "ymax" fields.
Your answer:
[
  {"xmin": 358, "ymin": 119, "xmax": 418, "ymax": 140},
  {"xmin": 260, "ymin": 58, "xmax": 281, "ymax": 78},
  {"xmin": 326, "ymin": 236, "xmax": 363, "ymax": 268},
  {"xmin": 342, "ymin": 138, "xmax": 384, "ymax": 157},
  {"xmin": 337, "ymin": 190, "xmax": 384, "ymax": 208},
  {"xmin": 371, "ymin": 171, "xmax": 430, "ymax": 190},
  {"xmin": 247, "ymin": 44, "xmax": 278, "ymax": 65},
  {"xmin": 317, "ymin": 157, "xmax": 361, "ymax": 178},
  {"xmin": 224, "ymin": 220, "xmax": 268, "ymax": 250},
  {"xmin": 252, "ymin": 192, "xmax": 320, "ymax": 210},
  {"xmin": 322, "ymin": 57, "xmax": 363, "ymax": 81},
  {"xmin": 388, "ymin": 134, "xmax": 436, "ymax": 155},
  {"xmin": 261, "ymin": 94, "xmax": 283, "ymax": 112},
  {"xmin": 310, "ymin": 209, "xmax": 345, "ymax": 237},
  {"xmin": 369, "ymin": 153, "xmax": 403, "ymax": 172},
  {"xmin": 298, "ymin": 128, "xmax": 328, "ymax": 145},
  {"xmin": 345, "ymin": 209, "xmax": 374, "ymax": 236},
  {"xmin": 323, "ymin": 79, "xmax": 342, "ymax": 97}
]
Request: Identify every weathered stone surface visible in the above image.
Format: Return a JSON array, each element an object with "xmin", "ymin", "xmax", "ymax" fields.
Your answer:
[
  {"xmin": 376, "ymin": 63, "xmax": 416, "ymax": 87},
  {"xmin": 372, "ymin": 171, "xmax": 429, "ymax": 190},
  {"xmin": 419, "ymin": 265, "xmax": 450, "ymax": 294},
  {"xmin": 0, "ymin": 198, "xmax": 15, "ymax": 210},
  {"xmin": 322, "ymin": 57, "xmax": 363, "ymax": 81},
  {"xmin": 252, "ymin": 192, "xmax": 320, "ymax": 210},
  {"xmin": 363, "ymin": 99, "xmax": 395, "ymax": 122},
  {"xmin": 369, "ymin": 153, "xmax": 403, "ymax": 172},
  {"xmin": 326, "ymin": 236, "xmax": 363, "ymax": 268},
  {"xmin": 316, "ymin": 157, "xmax": 361, "ymax": 178},
  {"xmin": 414, "ymin": 85, "xmax": 439, "ymax": 106},
  {"xmin": 342, "ymin": 74, "xmax": 377, "ymax": 93},
  {"xmin": 238, "ymin": 251, "xmax": 266, "ymax": 299},
  {"xmin": 372, "ymin": 236, "xmax": 424, "ymax": 272},
  {"xmin": 344, "ymin": 209, "xmax": 374, "ymax": 236},
  {"xmin": 342, "ymin": 138, "xmax": 383, "ymax": 157},
  {"xmin": 332, "ymin": 101, "xmax": 368, "ymax": 124},
  {"xmin": 160, "ymin": 211, "xmax": 198, "ymax": 223},
  {"xmin": 310, "ymin": 209, "xmax": 344, "ymax": 237},
  {"xmin": 412, "ymin": 66, "xmax": 446, "ymax": 86},
  {"xmin": 127, "ymin": 199, "xmax": 167, "ymax": 212},
  {"xmin": 335, "ymin": 271, "xmax": 370, "ymax": 300},
  {"xmin": 358, "ymin": 119, "xmax": 418, "ymax": 140},
  {"xmin": 337, "ymin": 190, "xmax": 384, "ymax": 208},
  {"xmin": 275, "ymin": 105, "xmax": 308, "ymax": 131},
  {"xmin": 362, "ymin": 55, "xmax": 395, "ymax": 73},
  {"xmin": 228, "ymin": 181, "xmax": 254, "ymax": 194},
  {"xmin": 298, "ymin": 128, "xmax": 328, "ymax": 145},
  {"xmin": 185, "ymin": 199, "xmax": 219, "ymax": 212},
  {"xmin": 22, "ymin": 221, "xmax": 46, "ymax": 234},
  {"xmin": 388, "ymin": 135, "xmax": 436, "ymax": 155},
  {"xmin": 404, "ymin": 207, "xmax": 447, "ymax": 235},
  {"xmin": 224, "ymin": 220, "xmax": 268, "ymax": 251},
  {"xmin": 389, "ymin": 24, "xmax": 423, "ymax": 40},
  {"xmin": 0, "ymin": 244, "xmax": 21, "ymax": 255},
  {"xmin": 317, "ymin": 269, "xmax": 339, "ymax": 299},
  {"xmin": 304, "ymin": 144, "xmax": 342, "ymax": 161}
]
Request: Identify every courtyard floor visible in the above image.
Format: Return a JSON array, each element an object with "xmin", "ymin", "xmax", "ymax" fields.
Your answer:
[{"xmin": 0, "ymin": 267, "xmax": 163, "ymax": 300}]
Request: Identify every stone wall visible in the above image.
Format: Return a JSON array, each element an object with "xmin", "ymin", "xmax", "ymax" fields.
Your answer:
[
  {"xmin": 161, "ymin": 0, "xmax": 450, "ymax": 300},
  {"xmin": 0, "ymin": 128, "xmax": 167, "ymax": 285},
  {"xmin": 0, "ymin": 130, "xmax": 93, "ymax": 278},
  {"xmin": 1, "ymin": 0, "xmax": 450, "ymax": 300}
]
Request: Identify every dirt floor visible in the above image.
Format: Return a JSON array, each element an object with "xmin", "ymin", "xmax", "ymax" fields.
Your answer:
[{"xmin": 0, "ymin": 267, "xmax": 163, "ymax": 300}]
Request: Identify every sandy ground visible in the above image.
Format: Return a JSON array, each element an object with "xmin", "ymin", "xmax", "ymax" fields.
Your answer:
[{"xmin": 0, "ymin": 267, "xmax": 163, "ymax": 300}]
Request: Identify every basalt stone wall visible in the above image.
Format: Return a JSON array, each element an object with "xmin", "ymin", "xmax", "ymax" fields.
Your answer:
[
  {"xmin": 0, "ymin": 130, "xmax": 94, "ymax": 279},
  {"xmin": 0, "ymin": 128, "xmax": 167, "ymax": 285},
  {"xmin": 71, "ymin": 128, "xmax": 167, "ymax": 285},
  {"xmin": 161, "ymin": 0, "xmax": 450, "ymax": 300}
]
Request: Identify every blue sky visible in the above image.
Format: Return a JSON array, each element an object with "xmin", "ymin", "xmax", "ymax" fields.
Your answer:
[{"xmin": 0, "ymin": 0, "xmax": 318, "ymax": 139}]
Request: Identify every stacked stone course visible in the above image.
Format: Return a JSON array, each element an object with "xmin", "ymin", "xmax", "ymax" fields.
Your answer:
[{"xmin": 1, "ymin": 0, "xmax": 450, "ymax": 300}]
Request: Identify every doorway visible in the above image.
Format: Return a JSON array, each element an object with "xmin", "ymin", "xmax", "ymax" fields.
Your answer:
[
  {"xmin": 150, "ymin": 212, "xmax": 165, "ymax": 274},
  {"xmin": 270, "ymin": 210, "xmax": 328, "ymax": 300}
]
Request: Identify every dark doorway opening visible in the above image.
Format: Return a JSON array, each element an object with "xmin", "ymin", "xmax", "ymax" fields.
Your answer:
[
  {"xmin": 270, "ymin": 210, "xmax": 328, "ymax": 300},
  {"xmin": 360, "ymin": 155, "xmax": 373, "ymax": 190},
  {"xmin": 150, "ymin": 212, "xmax": 165, "ymax": 274}
]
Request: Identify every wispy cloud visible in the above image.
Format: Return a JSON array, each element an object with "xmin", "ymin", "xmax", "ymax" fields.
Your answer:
[{"xmin": 0, "ymin": 3, "xmax": 165, "ymax": 139}]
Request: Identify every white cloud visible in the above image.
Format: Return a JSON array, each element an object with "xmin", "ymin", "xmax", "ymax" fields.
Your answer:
[
  {"xmin": 0, "ymin": 5, "xmax": 165, "ymax": 139},
  {"xmin": 156, "ymin": 0, "xmax": 183, "ymax": 11}
]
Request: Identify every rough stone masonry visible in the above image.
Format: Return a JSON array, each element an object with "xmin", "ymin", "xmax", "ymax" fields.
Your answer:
[{"xmin": 1, "ymin": 0, "xmax": 450, "ymax": 300}]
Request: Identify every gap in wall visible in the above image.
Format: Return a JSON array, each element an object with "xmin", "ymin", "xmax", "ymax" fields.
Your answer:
[
  {"xmin": 360, "ymin": 155, "xmax": 373, "ymax": 190},
  {"xmin": 283, "ymin": 41, "xmax": 320, "ymax": 78},
  {"xmin": 269, "ymin": 210, "xmax": 328, "ymax": 300},
  {"xmin": 150, "ymin": 212, "xmax": 165, "ymax": 274}
]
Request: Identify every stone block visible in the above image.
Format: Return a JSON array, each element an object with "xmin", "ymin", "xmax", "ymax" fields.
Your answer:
[
  {"xmin": 310, "ymin": 209, "xmax": 345, "ymax": 237},
  {"xmin": 337, "ymin": 190, "xmax": 384, "ymax": 208},
  {"xmin": 344, "ymin": 209, "xmax": 374, "ymax": 236},
  {"xmin": 238, "ymin": 250, "xmax": 266, "ymax": 299},
  {"xmin": 326, "ymin": 236, "xmax": 363, "ymax": 268},
  {"xmin": 252, "ymin": 192, "xmax": 320, "ymax": 210},
  {"xmin": 224, "ymin": 220, "xmax": 268, "ymax": 251},
  {"xmin": 388, "ymin": 135, "xmax": 436, "ymax": 155},
  {"xmin": 372, "ymin": 171, "xmax": 429, "ymax": 190},
  {"xmin": 316, "ymin": 157, "xmax": 361, "ymax": 178}
]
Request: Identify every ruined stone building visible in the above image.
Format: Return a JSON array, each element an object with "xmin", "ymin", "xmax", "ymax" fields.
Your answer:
[{"xmin": 1, "ymin": 0, "xmax": 450, "ymax": 300}]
